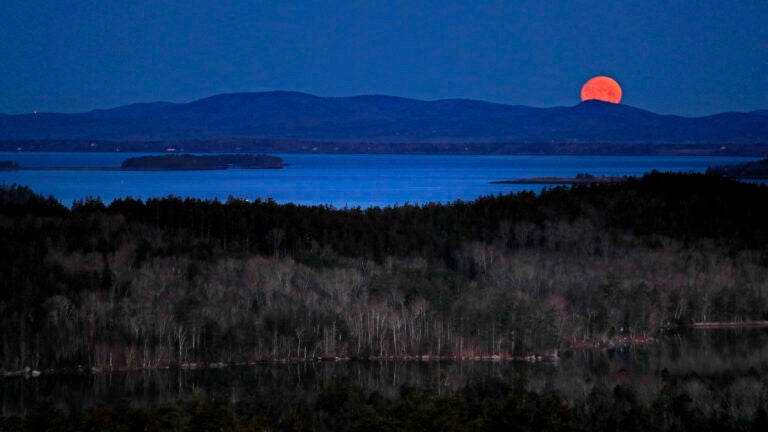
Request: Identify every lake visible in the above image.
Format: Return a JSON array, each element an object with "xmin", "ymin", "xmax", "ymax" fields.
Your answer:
[{"xmin": 0, "ymin": 152, "xmax": 761, "ymax": 208}]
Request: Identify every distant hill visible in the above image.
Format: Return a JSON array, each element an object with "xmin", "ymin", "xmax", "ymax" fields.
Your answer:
[
  {"xmin": 1, "ymin": 91, "xmax": 767, "ymax": 144},
  {"xmin": 85, "ymin": 101, "xmax": 178, "ymax": 119}
]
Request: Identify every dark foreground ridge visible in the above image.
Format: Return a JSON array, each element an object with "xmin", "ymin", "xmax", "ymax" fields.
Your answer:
[{"xmin": 120, "ymin": 153, "xmax": 285, "ymax": 170}]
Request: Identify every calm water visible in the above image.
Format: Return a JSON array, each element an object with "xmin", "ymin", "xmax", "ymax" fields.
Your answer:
[
  {"xmin": 0, "ymin": 152, "xmax": 761, "ymax": 208},
  {"xmin": 3, "ymin": 329, "xmax": 768, "ymax": 414}
]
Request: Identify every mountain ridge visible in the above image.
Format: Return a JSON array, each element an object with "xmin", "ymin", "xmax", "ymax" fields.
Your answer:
[{"xmin": 1, "ymin": 91, "xmax": 766, "ymax": 144}]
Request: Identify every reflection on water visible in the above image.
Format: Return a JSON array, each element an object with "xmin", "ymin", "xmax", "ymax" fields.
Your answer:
[
  {"xmin": 3, "ymin": 328, "xmax": 768, "ymax": 415},
  {"xmin": 5, "ymin": 361, "xmax": 537, "ymax": 415}
]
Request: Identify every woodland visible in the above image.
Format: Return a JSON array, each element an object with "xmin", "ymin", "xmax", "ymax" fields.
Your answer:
[
  {"xmin": 2, "ymin": 172, "xmax": 768, "ymax": 430},
  {"xmin": 2, "ymin": 172, "xmax": 768, "ymax": 370}
]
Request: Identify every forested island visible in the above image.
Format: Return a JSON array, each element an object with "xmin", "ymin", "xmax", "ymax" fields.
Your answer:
[
  {"xmin": 0, "ymin": 154, "xmax": 285, "ymax": 171},
  {"xmin": 120, "ymin": 154, "xmax": 285, "ymax": 170},
  {"xmin": 707, "ymin": 157, "xmax": 768, "ymax": 178},
  {"xmin": 3, "ymin": 173, "xmax": 768, "ymax": 430}
]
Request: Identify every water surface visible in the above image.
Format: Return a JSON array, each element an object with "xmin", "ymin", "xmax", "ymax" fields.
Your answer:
[
  {"xmin": 0, "ymin": 153, "xmax": 760, "ymax": 208},
  {"xmin": 3, "ymin": 328, "xmax": 767, "ymax": 415}
]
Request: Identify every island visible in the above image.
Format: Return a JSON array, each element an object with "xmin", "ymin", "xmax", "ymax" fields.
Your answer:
[
  {"xmin": 707, "ymin": 157, "xmax": 768, "ymax": 179},
  {"xmin": 0, "ymin": 154, "xmax": 285, "ymax": 171},
  {"xmin": 0, "ymin": 161, "xmax": 20, "ymax": 170},
  {"xmin": 120, "ymin": 154, "xmax": 285, "ymax": 170},
  {"xmin": 491, "ymin": 173, "xmax": 626, "ymax": 185}
]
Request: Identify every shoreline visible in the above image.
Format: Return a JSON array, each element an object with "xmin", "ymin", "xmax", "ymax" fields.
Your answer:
[
  {"xmin": 692, "ymin": 320, "xmax": 768, "ymax": 328},
  {"xmin": 491, "ymin": 176, "xmax": 627, "ymax": 185},
  {"xmin": 4, "ymin": 141, "xmax": 768, "ymax": 157},
  {"xmin": 0, "ymin": 335, "xmax": 657, "ymax": 378}
]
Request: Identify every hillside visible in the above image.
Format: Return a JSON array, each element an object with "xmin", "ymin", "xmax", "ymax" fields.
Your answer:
[{"xmin": 1, "ymin": 91, "xmax": 767, "ymax": 144}]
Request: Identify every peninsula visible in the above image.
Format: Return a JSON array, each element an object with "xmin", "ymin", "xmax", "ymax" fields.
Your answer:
[
  {"xmin": 707, "ymin": 157, "xmax": 768, "ymax": 179},
  {"xmin": 491, "ymin": 173, "xmax": 626, "ymax": 185}
]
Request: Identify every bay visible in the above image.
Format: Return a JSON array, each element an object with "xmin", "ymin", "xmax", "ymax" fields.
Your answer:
[{"xmin": 0, "ymin": 152, "xmax": 761, "ymax": 208}]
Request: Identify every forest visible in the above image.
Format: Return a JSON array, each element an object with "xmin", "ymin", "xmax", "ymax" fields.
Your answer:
[
  {"xmin": 3, "ymin": 172, "xmax": 768, "ymax": 429},
  {"xmin": 2, "ymin": 172, "xmax": 768, "ymax": 373}
]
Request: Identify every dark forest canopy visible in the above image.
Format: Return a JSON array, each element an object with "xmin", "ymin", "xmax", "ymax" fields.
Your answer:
[
  {"xmin": 120, "ymin": 154, "xmax": 285, "ymax": 170},
  {"xmin": 1, "ymin": 173, "xmax": 768, "ymax": 375}
]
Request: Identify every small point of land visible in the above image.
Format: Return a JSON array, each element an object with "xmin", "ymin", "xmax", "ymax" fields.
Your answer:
[{"xmin": 491, "ymin": 175, "xmax": 626, "ymax": 185}]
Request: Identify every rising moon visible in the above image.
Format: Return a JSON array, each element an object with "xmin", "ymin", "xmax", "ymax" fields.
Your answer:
[{"xmin": 580, "ymin": 76, "xmax": 622, "ymax": 104}]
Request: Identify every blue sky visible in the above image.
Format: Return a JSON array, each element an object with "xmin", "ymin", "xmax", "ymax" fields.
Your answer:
[{"xmin": 1, "ymin": 0, "xmax": 766, "ymax": 116}]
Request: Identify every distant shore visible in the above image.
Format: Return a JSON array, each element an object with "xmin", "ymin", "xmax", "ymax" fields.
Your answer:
[
  {"xmin": 692, "ymin": 320, "xmax": 768, "ymax": 328},
  {"xmin": 3, "ymin": 140, "xmax": 768, "ymax": 156}
]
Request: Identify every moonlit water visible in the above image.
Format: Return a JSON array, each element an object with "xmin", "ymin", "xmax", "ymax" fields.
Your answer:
[{"xmin": 0, "ymin": 152, "xmax": 761, "ymax": 208}]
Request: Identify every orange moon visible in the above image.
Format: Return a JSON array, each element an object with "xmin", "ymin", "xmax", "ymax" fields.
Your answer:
[{"xmin": 580, "ymin": 76, "xmax": 622, "ymax": 104}]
